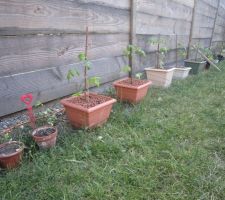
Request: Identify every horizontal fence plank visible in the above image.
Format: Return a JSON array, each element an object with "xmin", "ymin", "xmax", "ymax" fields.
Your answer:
[
  {"xmin": 136, "ymin": 12, "xmax": 191, "ymax": 35},
  {"xmin": 0, "ymin": 33, "xmax": 129, "ymax": 76},
  {"xmin": 137, "ymin": 0, "xmax": 193, "ymax": 21},
  {"xmin": 0, "ymin": 0, "xmax": 129, "ymax": 36}
]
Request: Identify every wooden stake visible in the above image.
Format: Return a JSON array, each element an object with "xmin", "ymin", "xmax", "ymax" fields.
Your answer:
[
  {"xmin": 176, "ymin": 34, "xmax": 178, "ymax": 67},
  {"xmin": 187, "ymin": 0, "xmax": 196, "ymax": 59},
  {"xmin": 84, "ymin": 26, "xmax": 89, "ymax": 101}
]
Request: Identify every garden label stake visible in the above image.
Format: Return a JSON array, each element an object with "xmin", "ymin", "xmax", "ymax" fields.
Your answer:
[{"xmin": 20, "ymin": 93, "xmax": 36, "ymax": 129}]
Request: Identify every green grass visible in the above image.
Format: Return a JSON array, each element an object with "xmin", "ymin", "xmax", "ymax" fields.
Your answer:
[{"xmin": 1, "ymin": 63, "xmax": 225, "ymax": 200}]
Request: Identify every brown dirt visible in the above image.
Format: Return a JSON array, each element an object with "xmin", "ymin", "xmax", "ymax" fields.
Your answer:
[
  {"xmin": 35, "ymin": 128, "xmax": 55, "ymax": 137},
  {"xmin": 68, "ymin": 93, "xmax": 112, "ymax": 109},
  {"xmin": 118, "ymin": 78, "xmax": 149, "ymax": 86},
  {"xmin": 0, "ymin": 143, "xmax": 21, "ymax": 156}
]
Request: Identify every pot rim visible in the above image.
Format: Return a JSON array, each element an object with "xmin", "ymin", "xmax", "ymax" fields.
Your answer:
[
  {"xmin": 61, "ymin": 92, "xmax": 117, "ymax": 113},
  {"xmin": 0, "ymin": 141, "xmax": 24, "ymax": 158},
  {"xmin": 32, "ymin": 126, "xmax": 57, "ymax": 139},
  {"xmin": 174, "ymin": 67, "xmax": 192, "ymax": 71},
  {"xmin": 144, "ymin": 67, "xmax": 175, "ymax": 72},
  {"xmin": 113, "ymin": 77, "xmax": 152, "ymax": 90},
  {"xmin": 184, "ymin": 59, "xmax": 206, "ymax": 64}
]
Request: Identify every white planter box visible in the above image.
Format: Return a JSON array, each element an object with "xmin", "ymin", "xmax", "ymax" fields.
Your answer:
[
  {"xmin": 173, "ymin": 67, "xmax": 192, "ymax": 80},
  {"xmin": 144, "ymin": 68, "xmax": 174, "ymax": 88}
]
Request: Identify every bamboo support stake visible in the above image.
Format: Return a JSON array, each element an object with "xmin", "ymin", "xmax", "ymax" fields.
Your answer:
[
  {"xmin": 176, "ymin": 34, "xmax": 178, "ymax": 67},
  {"xmin": 192, "ymin": 46, "xmax": 221, "ymax": 71}
]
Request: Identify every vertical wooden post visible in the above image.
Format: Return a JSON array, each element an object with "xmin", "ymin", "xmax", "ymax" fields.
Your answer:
[
  {"xmin": 129, "ymin": 0, "xmax": 136, "ymax": 81},
  {"xmin": 210, "ymin": 0, "xmax": 220, "ymax": 49},
  {"xmin": 187, "ymin": 0, "xmax": 197, "ymax": 59}
]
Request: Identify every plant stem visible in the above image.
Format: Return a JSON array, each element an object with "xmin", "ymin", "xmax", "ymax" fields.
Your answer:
[
  {"xmin": 156, "ymin": 36, "xmax": 160, "ymax": 69},
  {"xmin": 85, "ymin": 26, "xmax": 89, "ymax": 102},
  {"xmin": 176, "ymin": 34, "xmax": 178, "ymax": 68}
]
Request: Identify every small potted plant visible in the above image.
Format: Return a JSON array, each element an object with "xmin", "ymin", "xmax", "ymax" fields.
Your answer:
[
  {"xmin": 61, "ymin": 27, "xmax": 116, "ymax": 128},
  {"xmin": 0, "ymin": 133, "xmax": 24, "ymax": 169},
  {"xmin": 113, "ymin": 44, "xmax": 152, "ymax": 103},
  {"xmin": 214, "ymin": 42, "xmax": 225, "ymax": 62},
  {"xmin": 32, "ymin": 107, "xmax": 58, "ymax": 150},
  {"xmin": 184, "ymin": 43, "xmax": 206, "ymax": 75},
  {"xmin": 20, "ymin": 94, "xmax": 58, "ymax": 150},
  {"xmin": 145, "ymin": 35, "xmax": 174, "ymax": 88},
  {"xmin": 173, "ymin": 36, "xmax": 192, "ymax": 80}
]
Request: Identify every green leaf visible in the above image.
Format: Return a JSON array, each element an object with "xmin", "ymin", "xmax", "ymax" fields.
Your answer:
[
  {"xmin": 78, "ymin": 52, "xmax": 86, "ymax": 61},
  {"xmin": 35, "ymin": 101, "xmax": 43, "ymax": 108},
  {"xmin": 122, "ymin": 65, "xmax": 131, "ymax": 73},
  {"xmin": 88, "ymin": 77, "xmax": 101, "ymax": 87},
  {"xmin": 135, "ymin": 73, "xmax": 143, "ymax": 79},
  {"xmin": 67, "ymin": 69, "xmax": 80, "ymax": 81},
  {"xmin": 72, "ymin": 91, "xmax": 83, "ymax": 97}
]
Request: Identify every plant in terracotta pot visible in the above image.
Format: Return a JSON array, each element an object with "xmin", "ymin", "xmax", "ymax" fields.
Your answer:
[
  {"xmin": 145, "ymin": 35, "xmax": 174, "ymax": 88},
  {"xmin": 184, "ymin": 43, "xmax": 206, "ymax": 75},
  {"xmin": 61, "ymin": 27, "xmax": 116, "ymax": 128},
  {"xmin": 113, "ymin": 44, "xmax": 152, "ymax": 103},
  {"xmin": 0, "ymin": 133, "xmax": 24, "ymax": 169},
  {"xmin": 32, "ymin": 106, "xmax": 58, "ymax": 150},
  {"xmin": 173, "ymin": 35, "xmax": 192, "ymax": 80},
  {"xmin": 20, "ymin": 94, "xmax": 58, "ymax": 150}
]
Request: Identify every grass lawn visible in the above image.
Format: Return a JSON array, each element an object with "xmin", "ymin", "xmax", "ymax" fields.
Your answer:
[{"xmin": 1, "ymin": 63, "xmax": 225, "ymax": 200}]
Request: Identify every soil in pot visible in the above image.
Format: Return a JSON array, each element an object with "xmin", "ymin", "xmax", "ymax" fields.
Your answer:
[
  {"xmin": 0, "ymin": 141, "xmax": 24, "ymax": 169},
  {"xmin": 35, "ymin": 127, "xmax": 55, "ymax": 137},
  {"xmin": 67, "ymin": 93, "xmax": 112, "ymax": 108},
  {"xmin": 117, "ymin": 79, "xmax": 150, "ymax": 87},
  {"xmin": 32, "ymin": 126, "xmax": 58, "ymax": 150}
]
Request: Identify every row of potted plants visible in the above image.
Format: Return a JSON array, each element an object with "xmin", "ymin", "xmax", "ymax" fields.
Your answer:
[{"xmin": 0, "ymin": 30, "xmax": 221, "ymax": 170}]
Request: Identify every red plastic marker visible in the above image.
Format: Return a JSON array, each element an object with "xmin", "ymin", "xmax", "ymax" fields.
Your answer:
[{"xmin": 20, "ymin": 93, "xmax": 36, "ymax": 129}]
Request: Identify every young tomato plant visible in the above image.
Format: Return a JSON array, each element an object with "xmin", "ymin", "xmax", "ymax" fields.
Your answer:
[
  {"xmin": 148, "ymin": 36, "xmax": 169, "ymax": 69},
  {"xmin": 122, "ymin": 44, "xmax": 146, "ymax": 84},
  {"xmin": 66, "ymin": 27, "xmax": 101, "ymax": 101}
]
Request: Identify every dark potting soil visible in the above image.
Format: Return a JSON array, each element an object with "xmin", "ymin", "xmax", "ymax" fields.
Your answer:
[
  {"xmin": 118, "ymin": 79, "xmax": 149, "ymax": 87},
  {"xmin": 68, "ymin": 93, "xmax": 112, "ymax": 109},
  {"xmin": 35, "ymin": 128, "xmax": 55, "ymax": 137},
  {"xmin": 0, "ymin": 143, "xmax": 21, "ymax": 156}
]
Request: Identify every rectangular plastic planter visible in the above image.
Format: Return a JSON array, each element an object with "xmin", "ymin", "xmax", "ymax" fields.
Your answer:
[
  {"xmin": 61, "ymin": 93, "xmax": 116, "ymax": 128},
  {"xmin": 144, "ymin": 68, "xmax": 174, "ymax": 88},
  {"xmin": 173, "ymin": 67, "xmax": 192, "ymax": 80},
  {"xmin": 113, "ymin": 78, "xmax": 152, "ymax": 103},
  {"xmin": 184, "ymin": 60, "xmax": 206, "ymax": 75}
]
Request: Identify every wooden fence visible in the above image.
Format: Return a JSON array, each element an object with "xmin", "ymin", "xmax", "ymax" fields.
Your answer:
[{"xmin": 0, "ymin": 0, "xmax": 225, "ymax": 117}]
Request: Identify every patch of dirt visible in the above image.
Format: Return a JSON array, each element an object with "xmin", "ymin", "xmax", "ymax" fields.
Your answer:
[
  {"xmin": 68, "ymin": 93, "xmax": 112, "ymax": 109},
  {"xmin": 118, "ymin": 79, "xmax": 149, "ymax": 87},
  {"xmin": 35, "ymin": 128, "xmax": 55, "ymax": 137},
  {"xmin": 0, "ymin": 143, "xmax": 21, "ymax": 156}
]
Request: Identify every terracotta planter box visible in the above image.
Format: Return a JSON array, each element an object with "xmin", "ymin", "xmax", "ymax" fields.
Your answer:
[
  {"xmin": 145, "ymin": 68, "xmax": 174, "ymax": 88},
  {"xmin": 0, "ymin": 141, "xmax": 24, "ymax": 169},
  {"xmin": 32, "ymin": 126, "xmax": 58, "ymax": 149},
  {"xmin": 173, "ymin": 67, "xmax": 192, "ymax": 80},
  {"xmin": 184, "ymin": 60, "xmax": 206, "ymax": 74},
  {"xmin": 113, "ymin": 78, "xmax": 152, "ymax": 103},
  {"xmin": 61, "ymin": 93, "xmax": 116, "ymax": 128}
]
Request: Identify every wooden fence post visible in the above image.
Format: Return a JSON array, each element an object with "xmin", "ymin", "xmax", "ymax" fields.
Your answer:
[
  {"xmin": 129, "ymin": 0, "xmax": 137, "ymax": 76},
  {"xmin": 209, "ymin": 0, "xmax": 220, "ymax": 49},
  {"xmin": 187, "ymin": 0, "xmax": 196, "ymax": 59}
]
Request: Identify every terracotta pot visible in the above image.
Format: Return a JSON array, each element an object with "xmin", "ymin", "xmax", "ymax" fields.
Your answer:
[
  {"xmin": 0, "ymin": 141, "xmax": 24, "ymax": 169},
  {"xmin": 113, "ymin": 78, "xmax": 152, "ymax": 103},
  {"xmin": 61, "ymin": 93, "xmax": 116, "ymax": 128},
  {"xmin": 32, "ymin": 126, "xmax": 58, "ymax": 149},
  {"xmin": 145, "ymin": 68, "xmax": 174, "ymax": 88},
  {"xmin": 173, "ymin": 67, "xmax": 192, "ymax": 80}
]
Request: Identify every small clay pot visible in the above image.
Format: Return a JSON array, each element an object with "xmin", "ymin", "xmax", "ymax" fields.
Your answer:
[
  {"xmin": 0, "ymin": 141, "xmax": 24, "ymax": 169},
  {"xmin": 32, "ymin": 126, "xmax": 58, "ymax": 149}
]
